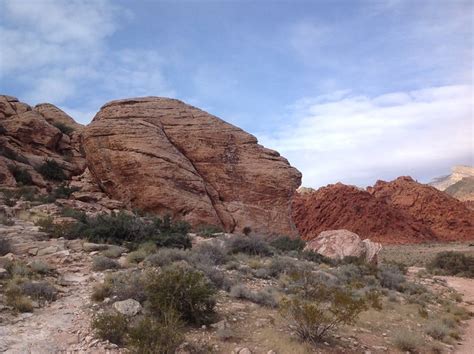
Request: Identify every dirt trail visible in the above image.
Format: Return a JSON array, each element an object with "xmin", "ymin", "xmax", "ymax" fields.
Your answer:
[
  {"xmin": 438, "ymin": 276, "xmax": 474, "ymax": 354},
  {"xmin": 0, "ymin": 219, "xmax": 114, "ymax": 352}
]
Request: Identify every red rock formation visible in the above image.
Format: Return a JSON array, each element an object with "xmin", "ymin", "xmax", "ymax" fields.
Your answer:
[
  {"xmin": 0, "ymin": 95, "xmax": 85, "ymax": 188},
  {"xmin": 368, "ymin": 176, "xmax": 474, "ymax": 241},
  {"xmin": 292, "ymin": 183, "xmax": 436, "ymax": 244},
  {"xmin": 83, "ymin": 97, "xmax": 301, "ymax": 235}
]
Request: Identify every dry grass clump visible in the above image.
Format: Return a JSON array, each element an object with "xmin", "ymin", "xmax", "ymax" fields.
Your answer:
[
  {"xmin": 392, "ymin": 329, "xmax": 423, "ymax": 352},
  {"xmin": 92, "ymin": 256, "xmax": 121, "ymax": 271}
]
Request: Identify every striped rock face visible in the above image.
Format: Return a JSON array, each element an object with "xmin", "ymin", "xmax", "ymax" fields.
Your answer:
[{"xmin": 83, "ymin": 97, "xmax": 301, "ymax": 236}]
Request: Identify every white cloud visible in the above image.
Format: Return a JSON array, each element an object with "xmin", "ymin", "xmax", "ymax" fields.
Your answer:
[
  {"xmin": 0, "ymin": 0, "xmax": 171, "ymax": 111},
  {"xmin": 258, "ymin": 85, "xmax": 473, "ymax": 188}
]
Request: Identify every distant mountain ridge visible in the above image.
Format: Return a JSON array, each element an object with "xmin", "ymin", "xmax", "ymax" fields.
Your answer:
[{"xmin": 429, "ymin": 165, "xmax": 474, "ymax": 191}]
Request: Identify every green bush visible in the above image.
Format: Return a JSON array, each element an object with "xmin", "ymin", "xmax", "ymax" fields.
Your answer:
[
  {"xmin": 29, "ymin": 260, "xmax": 54, "ymax": 275},
  {"xmin": 92, "ymin": 256, "xmax": 121, "ymax": 271},
  {"xmin": 35, "ymin": 217, "xmax": 74, "ymax": 238},
  {"xmin": 8, "ymin": 165, "xmax": 33, "ymax": 185},
  {"xmin": 226, "ymin": 235, "xmax": 273, "ymax": 256},
  {"xmin": 5, "ymin": 285, "xmax": 33, "ymax": 312},
  {"xmin": 191, "ymin": 242, "xmax": 228, "ymax": 265},
  {"xmin": 37, "ymin": 159, "xmax": 67, "ymax": 181},
  {"xmin": 427, "ymin": 251, "xmax": 474, "ymax": 278},
  {"xmin": 53, "ymin": 184, "xmax": 80, "ymax": 199},
  {"xmin": 53, "ymin": 122, "xmax": 75, "ymax": 135},
  {"xmin": 279, "ymin": 284, "xmax": 367, "ymax": 343},
  {"xmin": 128, "ymin": 311, "xmax": 184, "ymax": 353},
  {"xmin": 92, "ymin": 312, "xmax": 128, "ymax": 345},
  {"xmin": 146, "ymin": 264, "xmax": 217, "ymax": 325},
  {"xmin": 270, "ymin": 236, "xmax": 306, "ymax": 253}
]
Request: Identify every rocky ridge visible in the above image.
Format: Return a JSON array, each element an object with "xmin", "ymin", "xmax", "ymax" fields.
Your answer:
[
  {"xmin": 0, "ymin": 95, "xmax": 85, "ymax": 189},
  {"xmin": 292, "ymin": 182, "xmax": 436, "ymax": 244}
]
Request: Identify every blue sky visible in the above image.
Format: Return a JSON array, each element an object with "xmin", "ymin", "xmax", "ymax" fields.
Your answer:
[{"xmin": 0, "ymin": 0, "xmax": 472, "ymax": 187}]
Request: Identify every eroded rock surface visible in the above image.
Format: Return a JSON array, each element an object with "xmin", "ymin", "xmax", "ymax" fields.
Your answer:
[
  {"xmin": 292, "ymin": 183, "xmax": 435, "ymax": 244},
  {"xmin": 0, "ymin": 95, "xmax": 85, "ymax": 188},
  {"xmin": 83, "ymin": 97, "xmax": 301, "ymax": 235},
  {"xmin": 368, "ymin": 176, "xmax": 474, "ymax": 242}
]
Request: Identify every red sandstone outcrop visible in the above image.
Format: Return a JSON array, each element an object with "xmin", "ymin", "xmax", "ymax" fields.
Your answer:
[
  {"xmin": 0, "ymin": 95, "xmax": 85, "ymax": 187},
  {"xmin": 83, "ymin": 97, "xmax": 301, "ymax": 235},
  {"xmin": 368, "ymin": 176, "xmax": 474, "ymax": 241},
  {"xmin": 292, "ymin": 183, "xmax": 436, "ymax": 244}
]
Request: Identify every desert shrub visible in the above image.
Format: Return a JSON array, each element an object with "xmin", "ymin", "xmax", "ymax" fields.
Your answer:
[
  {"xmin": 19, "ymin": 281, "xmax": 58, "ymax": 302},
  {"xmin": 93, "ymin": 271, "xmax": 146, "ymax": 303},
  {"xmin": 145, "ymin": 248, "xmax": 190, "ymax": 267},
  {"xmin": 92, "ymin": 256, "xmax": 121, "ymax": 271},
  {"xmin": 128, "ymin": 311, "xmax": 184, "ymax": 353},
  {"xmin": 146, "ymin": 264, "xmax": 217, "ymax": 325},
  {"xmin": 5, "ymin": 285, "xmax": 33, "ymax": 312},
  {"xmin": 427, "ymin": 251, "xmax": 474, "ymax": 278},
  {"xmin": 266, "ymin": 256, "xmax": 300, "ymax": 278},
  {"xmin": 0, "ymin": 146, "xmax": 28, "ymax": 163},
  {"xmin": 377, "ymin": 264, "xmax": 406, "ymax": 290},
  {"xmin": 35, "ymin": 216, "xmax": 74, "ymax": 238},
  {"xmin": 270, "ymin": 236, "xmax": 305, "ymax": 253},
  {"xmin": 54, "ymin": 184, "xmax": 80, "ymax": 200},
  {"xmin": 127, "ymin": 241, "xmax": 158, "ymax": 264},
  {"xmin": 300, "ymin": 250, "xmax": 334, "ymax": 265},
  {"xmin": 29, "ymin": 260, "xmax": 53, "ymax": 275},
  {"xmin": 92, "ymin": 312, "xmax": 128, "ymax": 345},
  {"xmin": 226, "ymin": 235, "xmax": 273, "ymax": 256},
  {"xmin": 75, "ymin": 212, "xmax": 191, "ymax": 249},
  {"xmin": 37, "ymin": 159, "xmax": 67, "ymax": 181},
  {"xmin": 365, "ymin": 290, "xmax": 383, "ymax": 310},
  {"xmin": 425, "ymin": 320, "xmax": 450, "ymax": 341},
  {"xmin": 191, "ymin": 242, "xmax": 228, "ymax": 265},
  {"xmin": 195, "ymin": 263, "xmax": 235, "ymax": 291},
  {"xmin": 279, "ymin": 285, "xmax": 367, "ymax": 343},
  {"xmin": 0, "ymin": 214, "xmax": 14, "ymax": 226},
  {"xmin": 242, "ymin": 226, "xmax": 252, "ymax": 235},
  {"xmin": 196, "ymin": 224, "xmax": 223, "ymax": 238},
  {"xmin": 0, "ymin": 236, "xmax": 11, "ymax": 255},
  {"xmin": 8, "ymin": 164, "xmax": 33, "ymax": 185},
  {"xmin": 230, "ymin": 284, "xmax": 278, "ymax": 307},
  {"xmin": 393, "ymin": 329, "xmax": 423, "ymax": 352},
  {"xmin": 53, "ymin": 122, "xmax": 75, "ymax": 135},
  {"xmin": 6, "ymin": 260, "xmax": 31, "ymax": 277},
  {"xmin": 101, "ymin": 245, "xmax": 125, "ymax": 258}
]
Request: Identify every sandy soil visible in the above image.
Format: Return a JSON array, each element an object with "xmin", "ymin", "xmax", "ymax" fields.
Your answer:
[{"xmin": 438, "ymin": 276, "xmax": 474, "ymax": 354}]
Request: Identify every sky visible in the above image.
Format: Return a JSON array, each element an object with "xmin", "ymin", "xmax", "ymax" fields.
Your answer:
[{"xmin": 0, "ymin": 0, "xmax": 472, "ymax": 188}]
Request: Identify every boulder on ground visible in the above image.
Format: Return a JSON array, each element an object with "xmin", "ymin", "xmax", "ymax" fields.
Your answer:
[
  {"xmin": 113, "ymin": 299, "xmax": 142, "ymax": 316},
  {"xmin": 83, "ymin": 97, "xmax": 301, "ymax": 236},
  {"xmin": 304, "ymin": 229, "xmax": 382, "ymax": 264}
]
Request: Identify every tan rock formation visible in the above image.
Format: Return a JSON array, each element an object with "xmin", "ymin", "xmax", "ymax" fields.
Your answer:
[
  {"xmin": 304, "ymin": 229, "xmax": 382, "ymax": 264},
  {"xmin": 83, "ymin": 97, "xmax": 301, "ymax": 235}
]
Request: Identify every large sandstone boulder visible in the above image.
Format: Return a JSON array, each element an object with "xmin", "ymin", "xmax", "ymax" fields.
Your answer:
[
  {"xmin": 83, "ymin": 97, "xmax": 301, "ymax": 235},
  {"xmin": 304, "ymin": 229, "xmax": 382, "ymax": 264}
]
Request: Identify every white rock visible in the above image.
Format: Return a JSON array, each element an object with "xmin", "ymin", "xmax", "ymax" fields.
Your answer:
[
  {"xmin": 304, "ymin": 229, "xmax": 382, "ymax": 264},
  {"xmin": 112, "ymin": 299, "xmax": 142, "ymax": 316}
]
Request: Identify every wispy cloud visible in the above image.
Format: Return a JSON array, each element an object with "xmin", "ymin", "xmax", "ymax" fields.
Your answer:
[{"xmin": 259, "ymin": 85, "xmax": 473, "ymax": 187}]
